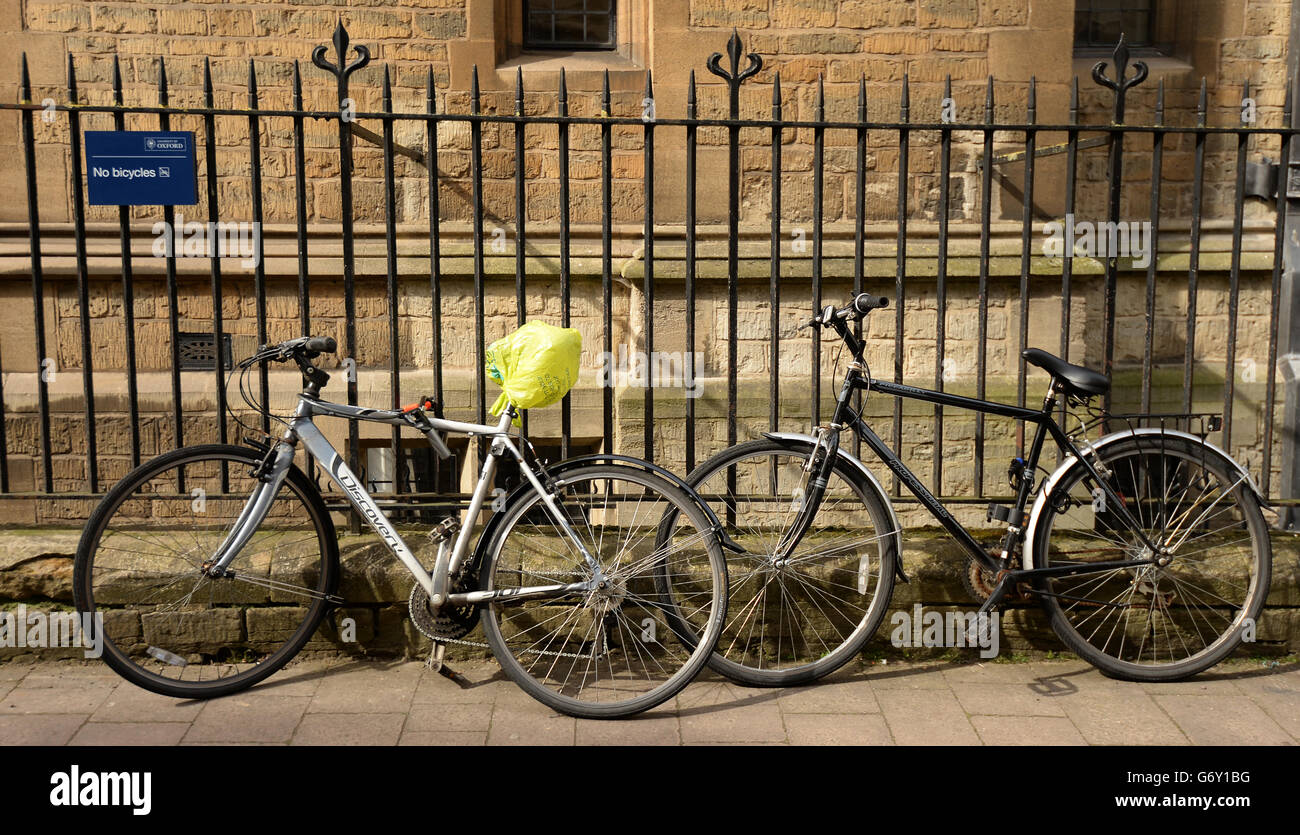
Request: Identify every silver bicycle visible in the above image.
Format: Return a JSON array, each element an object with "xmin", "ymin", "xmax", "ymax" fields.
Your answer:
[{"xmin": 74, "ymin": 336, "xmax": 729, "ymax": 718}]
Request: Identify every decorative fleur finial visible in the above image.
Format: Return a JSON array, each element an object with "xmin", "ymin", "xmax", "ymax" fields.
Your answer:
[
  {"xmin": 312, "ymin": 20, "xmax": 371, "ymax": 88},
  {"xmin": 707, "ymin": 28, "xmax": 763, "ymax": 90},
  {"xmin": 1091, "ymin": 33, "xmax": 1148, "ymax": 123}
]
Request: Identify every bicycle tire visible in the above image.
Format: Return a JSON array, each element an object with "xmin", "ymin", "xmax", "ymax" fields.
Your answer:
[
  {"xmin": 478, "ymin": 464, "xmax": 727, "ymax": 718},
  {"xmin": 672, "ymin": 438, "xmax": 898, "ymax": 687},
  {"xmin": 73, "ymin": 444, "xmax": 339, "ymax": 699},
  {"xmin": 1031, "ymin": 434, "xmax": 1271, "ymax": 681}
]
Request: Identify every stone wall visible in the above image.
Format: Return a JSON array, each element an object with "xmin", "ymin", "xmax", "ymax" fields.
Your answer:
[
  {"xmin": 2, "ymin": 528, "xmax": 1296, "ymax": 662},
  {"xmin": 2, "ymin": 1, "xmax": 1292, "ymax": 232}
]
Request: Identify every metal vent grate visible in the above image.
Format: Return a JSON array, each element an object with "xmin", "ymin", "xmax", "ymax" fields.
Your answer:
[{"xmin": 177, "ymin": 332, "xmax": 233, "ymax": 371}]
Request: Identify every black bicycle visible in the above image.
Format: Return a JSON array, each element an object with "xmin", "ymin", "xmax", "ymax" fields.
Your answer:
[{"xmin": 666, "ymin": 292, "xmax": 1272, "ymax": 686}]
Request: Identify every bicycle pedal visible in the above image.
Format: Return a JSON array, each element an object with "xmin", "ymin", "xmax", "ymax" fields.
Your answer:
[
  {"xmin": 428, "ymin": 516, "xmax": 460, "ymax": 543},
  {"xmin": 426, "ymin": 640, "xmax": 446, "ymax": 673}
]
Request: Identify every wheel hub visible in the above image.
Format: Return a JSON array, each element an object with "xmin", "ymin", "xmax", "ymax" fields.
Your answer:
[{"xmin": 587, "ymin": 576, "xmax": 627, "ymax": 614}]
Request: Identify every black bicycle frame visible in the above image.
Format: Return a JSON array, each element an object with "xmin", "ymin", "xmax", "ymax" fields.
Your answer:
[{"xmin": 810, "ymin": 319, "xmax": 1159, "ymax": 585}]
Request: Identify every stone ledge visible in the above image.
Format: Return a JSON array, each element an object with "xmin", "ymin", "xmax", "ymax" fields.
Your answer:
[{"xmin": 2, "ymin": 527, "xmax": 1296, "ymax": 660}]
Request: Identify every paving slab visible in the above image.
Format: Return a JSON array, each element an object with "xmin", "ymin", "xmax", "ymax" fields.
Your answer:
[
  {"xmin": 183, "ymin": 696, "xmax": 311, "ymax": 744},
  {"xmin": 0, "ymin": 657, "xmax": 1289, "ymax": 746},
  {"xmin": 69, "ymin": 722, "xmax": 191, "ymax": 746},
  {"xmin": 1059, "ymin": 690, "xmax": 1190, "ymax": 745},
  {"xmin": 1152, "ymin": 694, "xmax": 1295, "ymax": 746},
  {"xmin": 291, "ymin": 712, "xmax": 407, "ymax": 746},
  {"xmin": 971, "ymin": 715, "xmax": 1088, "ymax": 745},
  {"xmin": 875, "ymin": 687, "xmax": 981, "ymax": 745}
]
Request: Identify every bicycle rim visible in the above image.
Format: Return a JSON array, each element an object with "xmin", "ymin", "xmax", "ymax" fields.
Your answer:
[
  {"xmin": 74, "ymin": 445, "xmax": 338, "ymax": 698},
  {"xmin": 682, "ymin": 440, "xmax": 897, "ymax": 686},
  {"xmin": 1034, "ymin": 436, "xmax": 1270, "ymax": 679},
  {"xmin": 479, "ymin": 466, "xmax": 726, "ymax": 718}
]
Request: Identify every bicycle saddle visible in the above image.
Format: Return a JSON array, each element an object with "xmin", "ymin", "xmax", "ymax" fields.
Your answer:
[{"xmin": 1022, "ymin": 348, "xmax": 1110, "ymax": 397}]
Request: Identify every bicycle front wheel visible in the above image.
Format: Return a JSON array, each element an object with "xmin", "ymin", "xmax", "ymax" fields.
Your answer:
[
  {"xmin": 1032, "ymin": 434, "xmax": 1271, "ymax": 681},
  {"xmin": 73, "ymin": 444, "xmax": 339, "ymax": 699},
  {"xmin": 479, "ymin": 465, "xmax": 727, "ymax": 718},
  {"xmin": 678, "ymin": 439, "xmax": 899, "ymax": 686}
]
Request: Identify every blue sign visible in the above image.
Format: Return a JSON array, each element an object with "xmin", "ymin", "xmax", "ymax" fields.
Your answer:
[{"xmin": 85, "ymin": 131, "xmax": 198, "ymax": 206}]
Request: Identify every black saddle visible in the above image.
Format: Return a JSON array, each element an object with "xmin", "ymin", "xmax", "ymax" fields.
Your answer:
[{"xmin": 1022, "ymin": 348, "xmax": 1110, "ymax": 397}]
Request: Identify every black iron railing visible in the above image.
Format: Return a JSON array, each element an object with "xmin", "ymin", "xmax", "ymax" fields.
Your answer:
[{"xmin": 2, "ymin": 26, "xmax": 1298, "ymax": 514}]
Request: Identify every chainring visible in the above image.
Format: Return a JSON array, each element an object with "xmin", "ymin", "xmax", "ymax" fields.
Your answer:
[
  {"xmin": 963, "ymin": 557, "xmax": 1000, "ymax": 603},
  {"xmin": 409, "ymin": 581, "xmax": 479, "ymax": 641},
  {"xmin": 962, "ymin": 554, "xmax": 1031, "ymax": 604}
]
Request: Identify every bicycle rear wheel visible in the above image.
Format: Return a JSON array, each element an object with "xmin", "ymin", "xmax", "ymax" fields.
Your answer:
[
  {"xmin": 479, "ymin": 465, "xmax": 727, "ymax": 718},
  {"xmin": 73, "ymin": 444, "xmax": 339, "ymax": 699},
  {"xmin": 1031, "ymin": 434, "xmax": 1271, "ymax": 681}
]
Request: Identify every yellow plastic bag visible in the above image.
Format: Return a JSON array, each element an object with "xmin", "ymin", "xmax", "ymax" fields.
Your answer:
[{"xmin": 486, "ymin": 321, "xmax": 582, "ymax": 424}]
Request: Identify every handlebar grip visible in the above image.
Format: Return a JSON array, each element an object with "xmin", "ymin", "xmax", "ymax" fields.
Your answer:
[
  {"xmin": 303, "ymin": 336, "xmax": 337, "ymax": 355},
  {"xmin": 852, "ymin": 293, "xmax": 889, "ymax": 314}
]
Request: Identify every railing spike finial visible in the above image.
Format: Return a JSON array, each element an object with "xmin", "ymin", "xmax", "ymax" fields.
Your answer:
[
  {"xmin": 984, "ymin": 75, "xmax": 994, "ymax": 122},
  {"xmin": 707, "ymin": 28, "xmax": 762, "ymax": 118},
  {"xmin": 1091, "ymin": 33, "xmax": 1148, "ymax": 124},
  {"xmin": 1197, "ymin": 77, "xmax": 1208, "ymax": 127},
  {"xmin": 311, "ymin": 20, "xmax": 371, "ymax": 98},
  {"xmin": 66, "ymin": 52, "xmax": 78, "ymax": 101},
  {"xmin": 111, "ymin": 54, "xmax": 123, "ymax": 105},
  {"xmin": 20, "ymin": 53, "xmax": 30, "ymax": 101}
]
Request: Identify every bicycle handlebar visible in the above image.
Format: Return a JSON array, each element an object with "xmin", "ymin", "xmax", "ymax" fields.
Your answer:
[
  {"xmin": 840, "ymin": 293, "xmax": 889, "ymax": 319},
  {"xmin": 805, "ymin": 293, "xmax": 890, "ymax": 329}
]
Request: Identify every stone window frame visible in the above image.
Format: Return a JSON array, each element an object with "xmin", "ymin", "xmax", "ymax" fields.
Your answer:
[
  {"xmin": 1070, "ymin": 0, "xmax": 1196, "ymax": 77},
  {"xmin": 520, "ymin": 0, "xmax": 619, "ymax": 52}
]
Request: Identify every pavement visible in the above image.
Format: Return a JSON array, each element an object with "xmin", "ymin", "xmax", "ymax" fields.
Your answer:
[{"xmin": 0, "ymin": 656, "xmax": 1297, "ymax": 746}]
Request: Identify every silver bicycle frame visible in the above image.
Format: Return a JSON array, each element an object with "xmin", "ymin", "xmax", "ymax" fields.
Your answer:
[{"xmin": 208, "ymin": 392, "xmax": 602, "ymax": 608}]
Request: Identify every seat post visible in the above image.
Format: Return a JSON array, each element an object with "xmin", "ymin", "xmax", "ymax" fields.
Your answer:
[{"xmin": 1042, "ymin": 380, "xmax": 1060, "ymax": 413}]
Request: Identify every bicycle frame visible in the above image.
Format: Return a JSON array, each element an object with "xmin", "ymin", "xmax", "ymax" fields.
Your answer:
[
  {"xmin": 807, "ymin": 320, "xmax": 1163, "ymax": 592},
  {"xmin": 206, "ymin": 392, "xmax": 602, "ymax": 610}
]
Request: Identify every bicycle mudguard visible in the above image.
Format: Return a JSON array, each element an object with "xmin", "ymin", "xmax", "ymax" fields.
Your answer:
[
  {"xmin": 468, "ymin": 454, "xmax": 745, "ymax": 579},
  {"xmin": 549, "ymin": 454, "xmax": 746, "ymax": 553},
  {"xmin": 762, "ymin": 432, "xmax": 910, "ymax": 584},
  {"xmin": 1021, "ymin": 427, "xmax": 1265, "ymax": 572}
]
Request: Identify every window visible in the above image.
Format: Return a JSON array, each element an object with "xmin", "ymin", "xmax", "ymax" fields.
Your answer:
[
  {"xmin": 524, "ymin": 0, "xmax": 616, "ymax": 51},
  {"xmin": 1074, "ymin": 0, "xmax": 1158, "ymax": 51}
]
